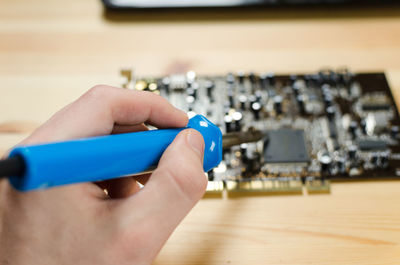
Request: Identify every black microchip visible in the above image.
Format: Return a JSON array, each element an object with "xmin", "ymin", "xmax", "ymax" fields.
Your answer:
[
  {"xmin": 362, "ymin": 104, "xmax": 390, "ymax": 111},
  {"xmin": 264, "ymin": 129, "xmax": 310, "ymax": 163},
  {"xmin": 357, "ymin": 140, "xmax": 387, "ymax": 151}
]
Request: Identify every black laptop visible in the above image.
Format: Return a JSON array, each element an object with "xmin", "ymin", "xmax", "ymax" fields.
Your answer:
[{"xmin": 102, "ymin": 0, "xmax": 398, "ymax": 9}]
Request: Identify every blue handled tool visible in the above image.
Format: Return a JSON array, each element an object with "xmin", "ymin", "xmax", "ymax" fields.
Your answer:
[{"xmin": 0, "ymin": 115, "xmax": 223, "ymax": 192}]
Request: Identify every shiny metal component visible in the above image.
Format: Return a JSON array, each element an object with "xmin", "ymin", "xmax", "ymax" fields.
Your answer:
[{"xmin": 222, "ymin": 128, "xmax": 264, "ymax": 149}]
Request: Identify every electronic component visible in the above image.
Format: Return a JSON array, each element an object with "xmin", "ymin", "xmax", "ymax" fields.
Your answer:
[
  {"xmin": 357, "ymin": 140, "xmax": 387, "ymax": 151},
  {"xmin": 361, "ymin": 94, "xmax": 391, "ymax": 111},
  {"xmin": 120, "ymin": 68, "xmax": 400, "ymax": 197},
  {"xmin": 264, "ymin": 129, "xmax": 310, "ymax": 164}
]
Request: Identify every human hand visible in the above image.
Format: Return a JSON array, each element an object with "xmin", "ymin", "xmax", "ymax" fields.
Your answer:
[{"xmin": 0, "ymin": 85, "xmax": 206, "ymax": 265}]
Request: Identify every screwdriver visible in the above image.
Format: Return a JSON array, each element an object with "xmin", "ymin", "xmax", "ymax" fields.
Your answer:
[{"xmin": 0, "ymin": 115, "xmax": 263, "ymax": 192}]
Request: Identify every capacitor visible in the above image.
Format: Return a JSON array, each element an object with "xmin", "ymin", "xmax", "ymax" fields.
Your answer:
[
  {"xmin": 205, "ymin": 80, "xmax": 214, "ymax": 100},
  {"xmin": 319, "ymin": 70, "xmax": 336, "ymax": 86},
  {"xmin": 323, "ymin": 93, "xmax": 333, "ymax": 107},
  {"xmin": 339, "ymin": 70, "xmax": 354, "ymax": 93},
  {"xmin": 251, "ymin": 102, "xmax": 262, "ymax": 120},
  {"xmin": 346, "ymin": 80, "xmax": 353, "ymax": 96},
  {"xmin": 239, "ymin": 94, "xmax": 247, "ymax": 110},
  {"xmin": 348, "ymin": 121, "xmax": 358, "ymax": 139},
  {"xmin": 186, "ymin": 71, "xmax": 196, "ymax": 86},
  {"xmin": 273, "ymin": 95, "xmax": 283, "ymax": 115},
  {"xmin": 237, "ymin": 71, "xmax": 245, "ymax": 84},
  {"xmin": 186, "ymin": 87, "xmax": 195, "ymax": 99},
  {"xmin": 349, "ymin": 164, "xmax": 361, "ymax": 176},
  {"xmin": 228, "ymin": 90, "xmax": 235, "ymax": 108},
  {"xmin": 360, "ymin": 119, "xmax": 367, "ymax": 135},
  {"xmin": 224, "ymin": 115, "xmax": 233, "ymax": 133},
  {"xmin": 370, "ymin": 153, "xmax": 379, "ymax": 166},
  {"xmin": 267, "ymin": 87, "xmax": 276, "ymax": 98},
  {"xmin": 244, "ymin": 152, "xmax": 261, "ymax": 177},
  {"xmin": 248, "ymin": 72, "xmax": 256, "ymax": 85},
  {"xmin": 330, "ymin": 72, "xmax": 339, "ymax": 85},
  {"xmin": 148, "ymin": 83, "xmax": 157, "ymax": 92},
  {"xmin": 255, "ymin": 90, "xmax": 262, "ymax": 102},
  {"xmin": 223, "ymin": 102, "xmax": 231, "ymax": 116},
  {"xmin": 240, "ymin": 143, "xmax": 248, "ymax": 162},
  {"xmin": 319, "ymin": 154, "xmax": 332, "ymax": 175},
  {"xmin": 336, "ymin": 157, "xmax": 346, "ymax": 174},
  {"xmin": 348, "ymin": 145, "xmax": 358, "ymax": 160},
  {"xmin": 296, "ymin": 94, "xmax": 306, "ymax": 114},
  {"xmin": 289, "ymin": 74, "xmax": 297, "ymax": 86},
  {"xmin": 161, "ymin": 77, "xmax": 170, "ymax": 94},
  {"xmin": 249, "ymin": 95, "xmax": 257, "ymax": 104},
  {"xmin": 321, "ymin": 84, "xmax": 331, "ymax": 94},
  {"xmin": 186, "ymin": 95, "xmax": 195, "ymax": 105},
  {"xmin": 326, "ymin": 106, "xmax": 336, "ymax": 121},
  {"xmin": 267, "ymin": 73, "xmax": 275, "ymax": 87},
  {"xmin": 310, "ymin": 74, "xmax": 321, "ymax": 87},
  {"xmin": 300, "ymin": 176, "xmax": 306, "ymax": 185},
  {"xmin": 304, "ymin": 74, "xmax": 313, "ymax": 87},
  {"xmin": 259, "ymin": 74, "xmax": 267, "ymax": 89},
  {"xmin": 292, "ymin": 83, "xmax": 300, "ymax": 96},
  {"xmin": 380, "ymin": 153, "xmax": 389, "ymax": 168},
  {"xmin": 338, "ymin": 71, "xmax": 347, "ymax": 87},
  {"xmin": 187, "ymin": 83, "xmax": 198, "ymax": 99},
  {"xmin": 226, "ymin": 73, "xmax": 235, "ymax": 84},
  {"xmin": 232, "ymin": 111, "xmax": 243, "ymax": 132},
  {"xmin": 391, "ymin": 126, "xmax": 399, "ymax": 139}
]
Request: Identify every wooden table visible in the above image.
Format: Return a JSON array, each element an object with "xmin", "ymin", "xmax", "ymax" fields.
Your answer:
[{"xmin": 1, "ymin": 1, "xmax": 400, "ymax": 264}]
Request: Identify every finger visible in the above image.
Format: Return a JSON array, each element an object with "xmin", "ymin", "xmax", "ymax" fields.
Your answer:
[
  {"xmin": 21, "ymin": 85, "xmax": 188, "ymax": 145},
  {"xmin": 11, "ymin": 86, "xmax": 187, "ymax": 200},
  {"xmin": 114, "ymin": 129, "xmax": 206, "ymax": 254},
  {"xmin": 98, "ymin": 124, "xmax": 149, "ymax": 196},
  {"xmin": 112, "ymin": 124, "xmax": 148, "ymax": 134}
]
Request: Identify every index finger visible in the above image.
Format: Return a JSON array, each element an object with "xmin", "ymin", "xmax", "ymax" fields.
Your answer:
[{"xmin": 22, "ymin": 85, "xmax": 188, "ymax": 144}]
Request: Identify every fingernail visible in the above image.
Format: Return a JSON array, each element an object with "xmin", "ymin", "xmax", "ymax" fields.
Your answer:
[{"xmin": 186, "ymin": 129, "xmax": 205, "ymax": 160}]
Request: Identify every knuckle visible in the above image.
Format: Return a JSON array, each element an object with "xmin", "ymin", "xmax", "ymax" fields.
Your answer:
[
  {"xmin": 139, "ymin": 90, "xmax": 164, "ymax": 102},
  {"xmin": 79, "ymin": 85, "xmax": 116, "ymax": 120},
  {"xmin": 85, "ymin": 85, "xmax": 115, "ymax": 100}
]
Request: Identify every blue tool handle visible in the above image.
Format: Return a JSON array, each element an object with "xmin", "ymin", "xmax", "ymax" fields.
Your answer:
[{"xmin": 8, "ymin": 115, "xmax": 222, "ymax": 191}]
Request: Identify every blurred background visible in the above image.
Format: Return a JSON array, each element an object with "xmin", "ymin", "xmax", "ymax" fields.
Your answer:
[
  {"xmin": 1, "ymin": 1, "xmax": 400, "ymax": 264},
  {"xmin": 1, "ymin": 0, "xmax": 399, "ymax": 135}
]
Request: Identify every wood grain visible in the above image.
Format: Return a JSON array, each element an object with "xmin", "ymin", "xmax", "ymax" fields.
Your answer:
[
  {"xmin": 156, "ymin": 182, "xmax": 400, "ymax": 265},
  {"xmin": 0, "ymin": 0, "xmax": 400, "ymax": 264}
]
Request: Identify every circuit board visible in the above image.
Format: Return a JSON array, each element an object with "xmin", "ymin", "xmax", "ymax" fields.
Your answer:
[{"xmin": 120, "ymin": 68, "xmax": 400, "ymax": 197}]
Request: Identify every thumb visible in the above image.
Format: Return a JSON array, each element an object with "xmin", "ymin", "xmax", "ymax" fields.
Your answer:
[
  {"xmin": 114, "ymin": 129, "xmax": 207, "ymax": 259},
  {"xmin": 145, "ymin": 128, "xmax": 207, "ymax": 204}
]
